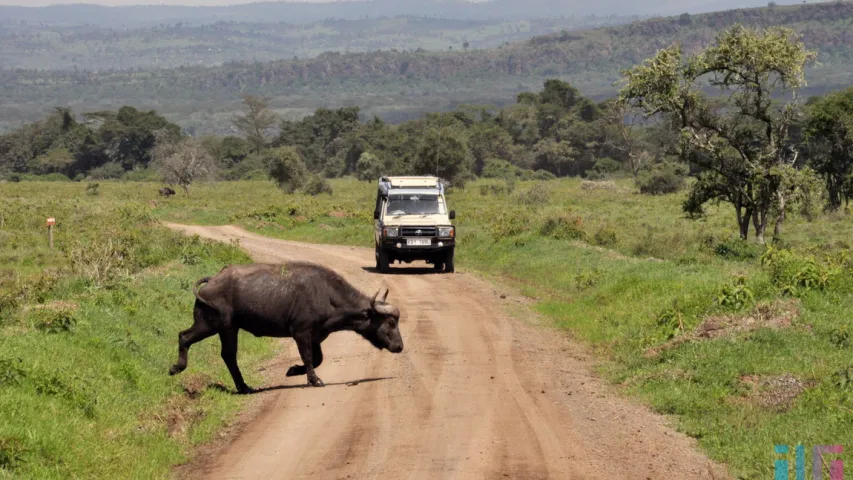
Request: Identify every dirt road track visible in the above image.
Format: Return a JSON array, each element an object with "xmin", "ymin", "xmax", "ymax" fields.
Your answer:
[{"xmin": 166, "ymin": 223, "xmax": 729, "ymax": 480}]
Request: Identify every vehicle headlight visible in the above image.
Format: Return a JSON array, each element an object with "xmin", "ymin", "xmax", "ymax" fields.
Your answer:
[
  {"xmin": 383, "ymin": 227, "xmax": 399, "ymax": 237},
  {"xmin": 438, "ymin": 227, "xmax": 454, "ymax": 238}
]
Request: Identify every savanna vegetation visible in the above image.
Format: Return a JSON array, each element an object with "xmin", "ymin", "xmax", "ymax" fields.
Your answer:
[
  {"xmin": 3, "ymin": 14, "xmax": 853, "ymax": 480},
  {"xmin": 0, "ymin": 185, "xmax": 276, "ymax": 478},
  {"xmin": 2, "ymin": 2, "xmax": 853, "ymax": 133}
]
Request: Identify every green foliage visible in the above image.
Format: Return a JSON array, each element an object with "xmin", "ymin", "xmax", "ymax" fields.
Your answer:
[
  {"xmin": 635, "ymin": 161, "xmax": 687, "ymax": 195},
  {"xmin": 710, "ymin": 237, "xmax": 761, "ymax": 261},
  {"xmin": 303, "ymin": 174, "xmax": 333, "ymax": 196},
  {"xmin": 716, "ymin": 276, "xmax": 755, "ymax": 310},
  {"xmin": 587, "ymin": 157, "xmax": 622, "ymax": 180},
  {"xmin": 266, "ymin": 146, "xmax": 307, "ymax": 193},
  {"xmin": 355, "ymin": 152, "xmax": 382, "ymax": 182},
  {"xmin": 804, "ymin": 87, "xmax": 853, "ymax": 210},
  {"xmin": 87, "ymin": 162, "xmax": 125, "ymax": 180},
  {"xmin": 593, "ymin": 225, "xmax": 618, "ymax": 247},
  {"xmin": 759, "ymin": 246, "xmax": 843, "ymax": 296},
  {"xmin": 621, "ymin": 24, "xmax": 817, "ymax": 240},
  {"xmin": 540, "ymin": 215, "xmax": 587, "ymax": 241}
]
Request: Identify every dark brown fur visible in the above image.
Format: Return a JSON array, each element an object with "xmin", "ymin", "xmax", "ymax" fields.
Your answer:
[
  {"xmin": 169, "ymin": 261, "xmax": 403, "ymax": 393},
  {"xmin": 159, "ymin": 187, "xmax": 176, "ymax": 197}
]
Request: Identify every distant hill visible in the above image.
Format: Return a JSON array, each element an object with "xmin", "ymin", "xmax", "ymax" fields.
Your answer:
[
  {"xmin": 0, "ymin": 0, "xmax": 826, "ymax": 27},
  {"xmin": 1, "ymin": 1, "xmax": 852, "ymax": 134},
  {"xmin": 0, "ymin": 15, "xmax": 640, "ymax": 71}
]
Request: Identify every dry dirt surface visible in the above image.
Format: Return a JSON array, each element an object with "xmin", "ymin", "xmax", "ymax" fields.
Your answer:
[{"xmin": 166, "ymin": 223, "xmax": 731, "ymax": 480}]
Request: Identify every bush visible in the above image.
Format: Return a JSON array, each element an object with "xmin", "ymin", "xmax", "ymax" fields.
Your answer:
[
  {"xmin": 636, "ymin": 161, "xmax": 688, "ymax": 195},
  {"xmin": 541, "ymin": 215, "xmax": 587, "ymax": 241},
  {"xmin": 712, "ymin": 238, "xmax": 760, "ymax": 260},
  {"xmin": 266, "ymin": 147, "xmax": 307, "ymax": 193},
  {"xmin": 593, "ymin": 226, "xmax": 618, "ymax": 247},
  {"xmin": 355, "ymin": 152, "xmax": 382, "ymax": 182},
  {"xmin": 516, "ymin": 182, "xmax": 551, "ymax": 206},
  {"xmin": 587, "ymin": 157, "xmax": 623, "ymax": 180},
  {"xmin": 85, "ymin": 183, "xmax": 100, "ymax": 196},
  {"xmin": 482, "ymin": 159, "xmax": 519, "ymax": 179},
  {"xmin": 532, "ymin": 169, "xmax": 557, "ymax": 181},
  {"xmin": 303, "ymin": 175, "xmax": 333, "ymax": 196},
  {"xmin": 87, "ymin": 162, "xmax": 125, "ymax": 180},
  {"xmin": 224, "ymin": 154, "xmax": 267, "ymax": 180}
]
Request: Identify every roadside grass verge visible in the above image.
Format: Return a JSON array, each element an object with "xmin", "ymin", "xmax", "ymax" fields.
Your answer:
[
  {"xmin": 0, "ymin": 188, "xmax": 276, "ymax": 479},
  {"xmin": 8, "ymin": 178, "xmax": 853, "ymax": 479}
]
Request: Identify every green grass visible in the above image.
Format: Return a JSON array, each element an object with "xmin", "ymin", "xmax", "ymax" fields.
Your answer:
[
  {"xmin": 0, "ymin": 185, "xmax": 276, "ymax": 479},
  {"xmin": 4, "ymin": 177, "xmax": 853, "ymax": 479}
]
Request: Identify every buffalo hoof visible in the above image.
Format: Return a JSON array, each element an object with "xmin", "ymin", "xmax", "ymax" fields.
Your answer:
[
  {"xmin": 308, "ymin": 377, "xmax": 325, "ymax": 387},
  {"xmin": 236, "ymin": 385, "xmax": 255, "ymax": 395},
  {"xmin": 286, "ymin": 365, "xmax": 306, "ymax": 377},
  {"xmin": 168, "ymin": 364, "xmax": 185, "ymax": 376}
]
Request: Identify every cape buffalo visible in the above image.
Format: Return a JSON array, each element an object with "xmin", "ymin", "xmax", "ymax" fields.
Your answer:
[
  {"xmin": 169, "ymin": 262, "xmax": 403, "ymax": 393},
  {"xmin": 159, "ymin": 187, "xmax": 176, "ymax": 197}
]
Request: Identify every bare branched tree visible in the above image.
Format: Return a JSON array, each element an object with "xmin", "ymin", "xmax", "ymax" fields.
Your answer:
[
  {"xmin": 232, "ymin": 94, "xmax": 277, "ymax": 154},
  {"xmin": 151, "ymin": 130, "xmax": 216, "ymax": 196}
]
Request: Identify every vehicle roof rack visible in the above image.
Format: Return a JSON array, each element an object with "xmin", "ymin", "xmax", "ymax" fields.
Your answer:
[{"xmin": 378, "ymin": 176, "xmax": 444, "ymax": 196}]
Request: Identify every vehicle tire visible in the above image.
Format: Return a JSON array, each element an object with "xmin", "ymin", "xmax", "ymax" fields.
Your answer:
[
  {"xmin": 444, "ymin": 249, "xmax": 455, "ymax": 273},
  {"xmin": 378, "ymin": 248, "xmax": 390, "ymax": 273},
  {"xmin": 433, "ymin": 260, "xmax": 444, "ymax": 271}
]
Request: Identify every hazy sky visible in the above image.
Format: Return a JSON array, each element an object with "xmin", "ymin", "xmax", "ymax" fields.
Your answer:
[{"xmin": 0, "ymin": 0, "xmax": 340, "ymax": 5}]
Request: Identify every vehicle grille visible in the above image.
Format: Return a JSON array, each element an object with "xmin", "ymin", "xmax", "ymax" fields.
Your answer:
[{"xmin": 401, "ymin": 226, "xmax": 437, "ymax": 237}]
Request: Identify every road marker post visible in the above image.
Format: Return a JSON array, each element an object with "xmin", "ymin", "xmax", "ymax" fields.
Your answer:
[{"xmin": 46, "ymin": 217, "xmax": 56, "ymax": 249}]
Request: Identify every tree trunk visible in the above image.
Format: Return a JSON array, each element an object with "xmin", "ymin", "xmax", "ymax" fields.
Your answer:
[
  {"xmin": 735, "ymin": 200, "xmax": 751, "ymax": 240},
  {"xmin": 772, "ymin": 190, "xmax": 785, "ymax": 243},
  {"xmin": 753, "ymin": 208, "xmax": 768, "ymax": 244}
]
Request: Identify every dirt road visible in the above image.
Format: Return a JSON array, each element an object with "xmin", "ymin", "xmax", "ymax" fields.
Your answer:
[{"xmin": 166, "ymin": 223, "xmax": 729, "ymax": 480}]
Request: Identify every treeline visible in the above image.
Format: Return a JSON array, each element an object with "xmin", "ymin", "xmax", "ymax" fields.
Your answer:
[
  {"xmin": 0, "ymin": 80, "xmax": 645, "ymax": 189},
  {"xmin": 3, "ymin": 75, "xmax": 852, "ymax": 213}
]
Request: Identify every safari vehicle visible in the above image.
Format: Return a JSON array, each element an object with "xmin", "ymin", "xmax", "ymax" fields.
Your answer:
[{"xmin": 373, "ymin": 176, "xmax": 456, "ymax": 273}]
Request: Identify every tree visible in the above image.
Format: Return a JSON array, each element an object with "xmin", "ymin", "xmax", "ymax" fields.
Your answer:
[
  {"xmin": 266, "ymin": 146, "xmax": 307, "ymax": 194},
  {"xmin": 411, "ymin": 126, "xmax": 472, "ymax": 185},
  {"xmin": 355, "ymin": 152, "xmax": 382, "ymax": 181},
  {"xmin": 804, "ymin": 88, "xmax": 853, "ymax": 210},
  {"xmin": 531, "ymin": 138, "xmax": 577, "ymax": 177},
  {"xmin": 232, "ymin": 94, "xmax": 277, "ymax": 154},
  {"xmin": 151, "ymin": 132, "xmax": 216, "ymax": 196},
  {"xmin": 620, "ymin": 25, "xmax": 817, "ymax": 242}
]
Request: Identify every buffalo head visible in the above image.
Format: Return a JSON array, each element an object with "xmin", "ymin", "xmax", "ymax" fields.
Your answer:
[{"xmin": 359, "ymin": 288, "xmax": 403, "ymax": 353}]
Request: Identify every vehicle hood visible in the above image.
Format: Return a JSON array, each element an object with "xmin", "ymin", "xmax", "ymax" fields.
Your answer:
[{"xmin": 382, "ymin": 214, "xmax": 450, "ymax": 226}]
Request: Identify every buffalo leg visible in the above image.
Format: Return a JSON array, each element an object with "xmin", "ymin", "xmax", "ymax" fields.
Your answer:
[
  {"xmin": 169, "ymin": 322, "xmax": 216, "ymax": 376},
  {"xmin": 220, "ymin": 329, "xmax": 251, "ymax": 394},
  {"xmin": 285, "ymin": 342, "xmax": 323, "ymax": 378},
  {"xmin": 293, "ymin": 334, "xmax": 324, "ymax": 387}
]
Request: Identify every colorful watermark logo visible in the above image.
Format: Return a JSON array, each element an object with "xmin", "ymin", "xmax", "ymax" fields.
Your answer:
[{"xmin": 775, "ymin": 444, "xmax": 844, "ymax": 480}]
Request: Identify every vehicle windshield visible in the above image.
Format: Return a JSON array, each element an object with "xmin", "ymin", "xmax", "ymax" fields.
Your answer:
[{"xmin": 386, "ymin": 193, "xmax": 444, "ymax": 216}]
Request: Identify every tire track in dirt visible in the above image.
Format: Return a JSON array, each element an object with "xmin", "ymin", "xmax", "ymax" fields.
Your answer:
[{"xmin": 166, "ymin": 223, "xmax": 731, "ymax": 480}]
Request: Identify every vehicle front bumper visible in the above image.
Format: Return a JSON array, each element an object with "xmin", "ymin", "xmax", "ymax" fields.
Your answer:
[{"xmin": 380, "ymin": 237, "xmax": 455, "ymax": 254}]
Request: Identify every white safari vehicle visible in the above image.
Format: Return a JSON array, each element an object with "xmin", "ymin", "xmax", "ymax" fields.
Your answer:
[{"xmin": 373, "ymin": 176, "xmax": 456, "ymax": 273}]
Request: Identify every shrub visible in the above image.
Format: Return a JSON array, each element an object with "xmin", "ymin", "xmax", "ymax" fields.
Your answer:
[
  {"xmin": 712, "ymin": 238, "xmax": 760, "ymax": 260},
  {"xmin": 224, "ymin": 154, "xmax": 267, "ymax": 181},
  {"xmin": 586, "ymin": 157, "xmax": 623, "ymax": 180},
  {"xmin": 266, "ymin": 147, "xmax": 307, "ymax": 193},
  {"xmin": 87, "ymin": 162, "xmax": 125, "ymax": 180},
  {"xmin": 303, "ymin": 175, "xmax": 333, "ymax": 196},
  {"xmin": 593, "ymin": 226, "xmax": 618, "ymax": 247},
  {"xmin": 484, "ymin": 207, "xmax": 531, "ymax": 239},
  {"xmin": 355, "ymin": 152, "xmax": 382, "ymax": 182},
  {"xmin": 636, "ymin": 161, "xmax": 688, "ymax": 195},
  {"xmin": 482, "ymin": 159, "xmax": 519, "ymax": 179},
  {"xmin": 531, "ymin": 169, "xmax": 556, "ymax": 181},
  {"xmin": 85, "ymin": 183, "xmax": 100, "ymax": 196},
  {"xmin": 541, "ymin": 215, "xmax": 587, "ymax": 241},
  {"xmin": 516, "ymin": 182, "xmax": 551, "ymax": 206}
]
